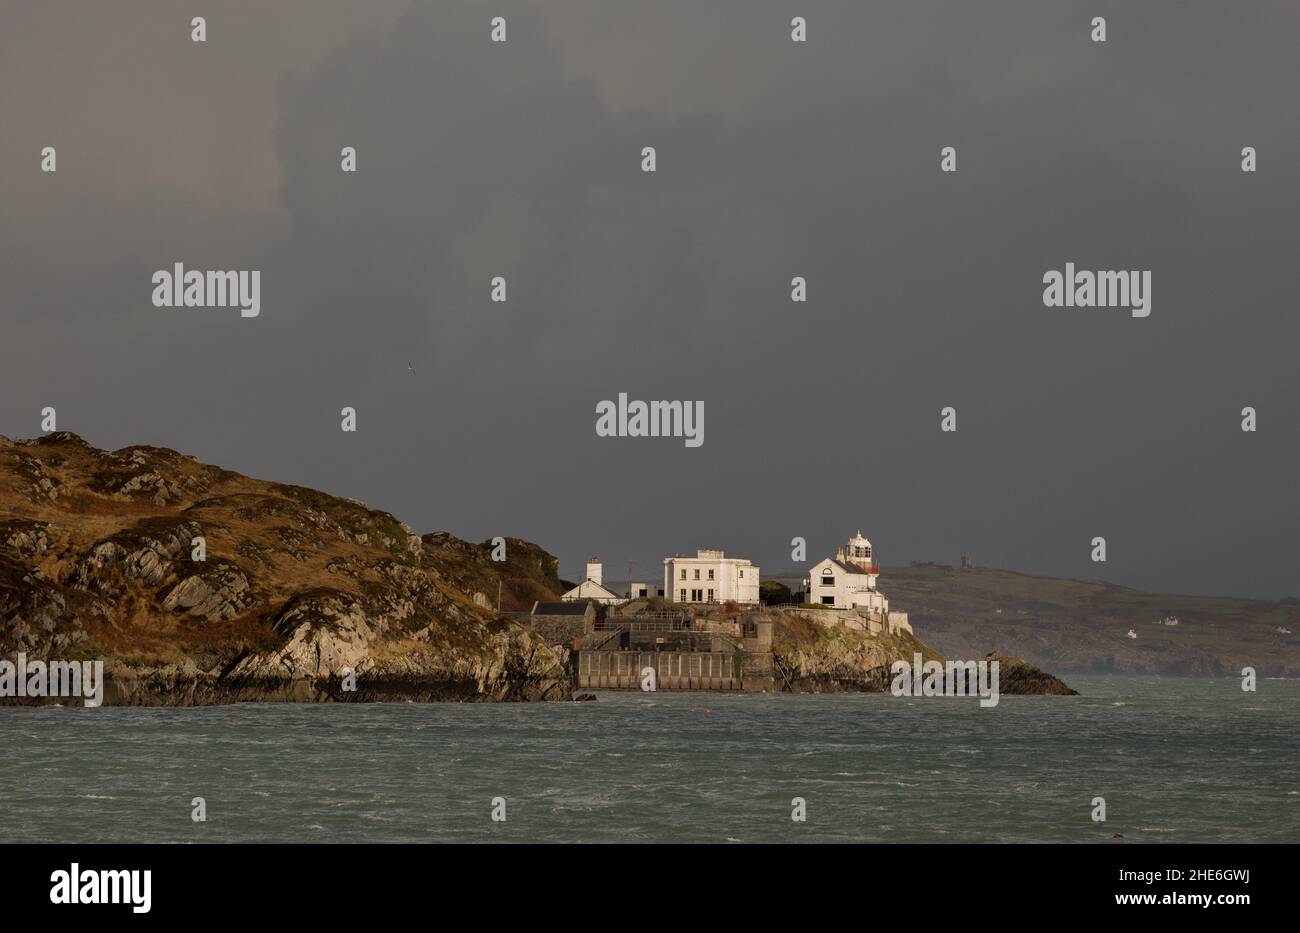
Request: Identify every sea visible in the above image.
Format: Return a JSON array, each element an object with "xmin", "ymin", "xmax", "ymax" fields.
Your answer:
[{"xmin": 1, "ymin": 676, "xmax": 1295, "ymax": 843}]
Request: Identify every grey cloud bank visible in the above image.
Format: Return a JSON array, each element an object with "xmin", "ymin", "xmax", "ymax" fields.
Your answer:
[{"xmin": 1, "ymin": 1, "xmax": 1297, "ymax": 598}]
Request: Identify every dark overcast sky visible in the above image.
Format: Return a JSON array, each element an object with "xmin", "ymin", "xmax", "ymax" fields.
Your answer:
[{"xmin": 1, "ymin": 1, "xmax": 1297, "ymax": 599}]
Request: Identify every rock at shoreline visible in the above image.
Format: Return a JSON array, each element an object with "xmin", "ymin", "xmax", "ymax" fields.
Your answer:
[
  {"xmin": 986, "ymin": 652, "xmax": 1078, "ymax": 695},
  {"xmin": 771, "ymin": 612, "xmax": 1076, "ymax": 696},
  {"xmin": 0, "ymin": 432, "xmax": 573, "ymax": 705}
]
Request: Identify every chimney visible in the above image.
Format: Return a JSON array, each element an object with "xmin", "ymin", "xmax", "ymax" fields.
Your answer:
[{"xmin": 586, "ymin": 557, "xmax": 602, "ymax": 586}]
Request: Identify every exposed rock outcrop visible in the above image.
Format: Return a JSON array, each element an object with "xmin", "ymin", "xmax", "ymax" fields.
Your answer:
[
  {"xmin": 0, "ymin": 432, "xmax": 571, "ymax": 705},
  {"xmin": 986, "ymin": 652, "xmax": 1078, "ymax": 695},
  {"xmin": 773, "ymin": 613, "xmax": 940, "ymax": 692},
  {"xmin": 771, "ymin": 612, "xmax": 1075, "ymax": 695},
  {"xmin": 162, "ymin": 564, "xmax": 251, "ymax": 621}
]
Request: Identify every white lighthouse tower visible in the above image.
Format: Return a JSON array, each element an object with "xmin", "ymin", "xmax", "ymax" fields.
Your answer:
[
  {"xmin": 839, "ymin": 531, "xmax": 874, "ymax": 572},
  {"xmin": 807, "ymin": 530, "xmax": 883, "ymax": 607},
  {"xmin": 803, "ymin": 530, "xmax": 910, "ymax": 634},
  {"xmin": 560, "ymin": 555, "xmax": 624, "ymax": 604}
]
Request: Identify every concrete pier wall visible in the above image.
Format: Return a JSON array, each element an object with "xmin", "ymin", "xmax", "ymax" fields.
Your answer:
[
  {"xmin": 579, "ymin": 650, "xmax": 744, "ymax": 691},
  {"xmin": 575, "ymin": 619, "xmax": 776, "ymax": 692}
]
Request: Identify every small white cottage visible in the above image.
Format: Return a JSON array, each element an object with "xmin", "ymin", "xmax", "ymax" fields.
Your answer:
[{"xmin": 561, "ymin": 557, "xmax": 625, "ymax": 605}]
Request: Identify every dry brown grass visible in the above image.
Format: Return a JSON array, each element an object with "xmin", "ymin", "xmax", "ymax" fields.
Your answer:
[{"xmin": 1, "ymin": 433, "xmax": 567, "ymax": 676}]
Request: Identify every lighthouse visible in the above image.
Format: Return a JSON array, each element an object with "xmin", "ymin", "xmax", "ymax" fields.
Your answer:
[{"xmin": 837, "ymin": 531, "xmax": 874, "ymax": 571}]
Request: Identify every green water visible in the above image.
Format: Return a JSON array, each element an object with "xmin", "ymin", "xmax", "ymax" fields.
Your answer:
[{"xmin": 1, "ymin": 676, "xmax": 1295, "ymax": 842}]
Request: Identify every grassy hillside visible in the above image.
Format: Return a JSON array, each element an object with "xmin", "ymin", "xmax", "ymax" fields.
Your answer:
[
  {"xmin": 0, "ymin": 432, "xmax": 570, "ymax": 702},
  {"xmin": 880, "ymin": 563, "xmax": 1300, "ymax": 676}
]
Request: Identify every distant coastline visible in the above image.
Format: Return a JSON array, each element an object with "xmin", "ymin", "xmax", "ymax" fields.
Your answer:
[{"xmin": 3, "ymin": 432, "xmax": 1289, "ymax": 710}]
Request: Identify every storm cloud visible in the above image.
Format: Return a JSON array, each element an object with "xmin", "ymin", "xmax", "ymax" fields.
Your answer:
[{"xmin": 1, "ymin": 1, "xmax": 1297, "ymax": 597}]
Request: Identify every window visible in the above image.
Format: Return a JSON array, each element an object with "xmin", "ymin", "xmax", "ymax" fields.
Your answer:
[
  {"xmin": 821, "ymin": 570, "xmax": 835, "ymax": 586},
  {"xmin": 739, "ymin": 570, "xmax": 744, "ymax": 578},
  {"xmin": 708, "ymin": 569, "xmax": 714, "ymax": 580},
  {"xmin": 680, "ymin": 569, "xmax": 686, "ymax": 580},
  {"xmin": 680, "ymin": 588, "xmax": 687, "ymax": 601},
  {"xmin": 821, "ymin": 595, "xmax": 835, "ymax": 605},
  {"xmin": 694, "ymin": 569, "xmax": 700, "ymax": 580},
  {"xmin": 707, "ymin": 589, "xmax": 714, "ymax": 601}
]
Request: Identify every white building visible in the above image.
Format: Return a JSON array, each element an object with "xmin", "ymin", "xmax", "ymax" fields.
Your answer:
[
  {"xmin": 663, "ymin": 548, "xmax": 760, "ymax": 605},
  {"xmin": 804, "ymin": 531, "xmax": 888, "ymax": 612},
  {"xmin": 561, "ymin": 557, "xmax": 625, "ymax": 605}
]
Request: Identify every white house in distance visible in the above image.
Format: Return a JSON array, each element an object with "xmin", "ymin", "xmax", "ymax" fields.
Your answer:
[
  {"xmin": 804, "ymin": 531, "xmax": 888, "ymax": 613},
  {"xmin": 561, "ymin": 557, "xmax": 624, "ymax": 605},
  {"xmin": 663, "ymin": 548, "xmax": 760, "ymax": 605}
]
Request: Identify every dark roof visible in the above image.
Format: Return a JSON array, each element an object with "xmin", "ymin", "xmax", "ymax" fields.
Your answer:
[
  {"xmin": 532, "ymin": 602, "xmax": 590, "ymax": 616},
  {"xmin": 829, "ymin": 559, "xmax": 871, "ymax": 575}
]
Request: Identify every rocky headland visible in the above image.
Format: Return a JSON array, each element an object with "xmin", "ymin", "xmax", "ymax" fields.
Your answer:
[
  {"xmin": 0, "ymin": 432, "xmax": 1073, "ymax": 704},
  {"xmin": 0, "ymin": 432, "xmax": 572, "ymax": 704},
  {"xmin": 770, "ymin": 614, "xmax": 1074, "ymax": 695}
]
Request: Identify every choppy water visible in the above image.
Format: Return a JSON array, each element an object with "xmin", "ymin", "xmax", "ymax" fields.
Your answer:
[{"xmin": 1, "ymin": 676, "xmax": 1296, "ymax": 843}]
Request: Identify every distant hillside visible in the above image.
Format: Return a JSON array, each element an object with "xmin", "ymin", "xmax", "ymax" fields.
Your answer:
[
  {"xmin": 878, "ymin": 564, "xmax": 1300, "ymax": 676},
  {"xmin": 0, "ymin": 432, "xmax": 569, "ymax": 703}
]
